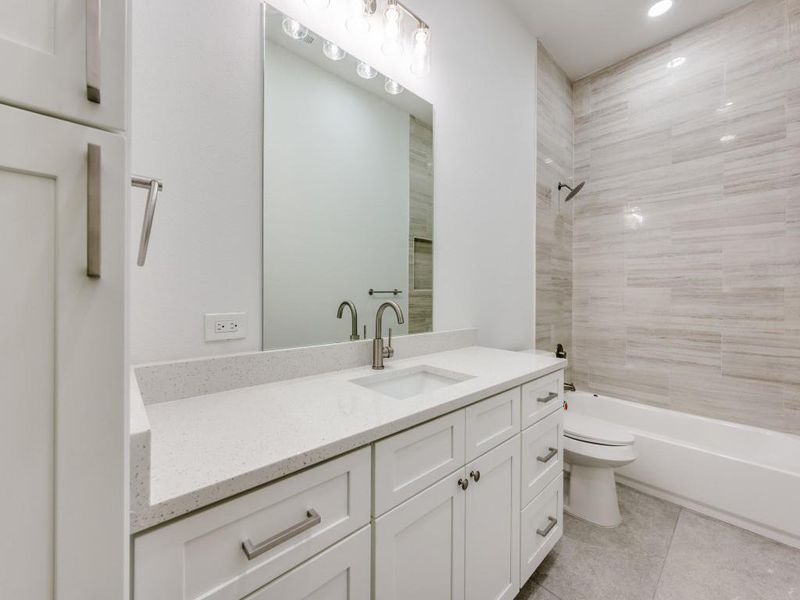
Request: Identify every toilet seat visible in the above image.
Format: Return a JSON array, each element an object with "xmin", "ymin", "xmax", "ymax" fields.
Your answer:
[{"xmin": 564, "ymin": 412, "xmax": 635, "ymax": 446}]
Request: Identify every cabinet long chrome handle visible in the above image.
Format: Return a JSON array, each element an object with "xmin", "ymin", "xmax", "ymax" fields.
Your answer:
[
  {"xmin": 86, "ymin": 0, "xmax": 101, "ymax": 103},
  {"xmin": 241, "ymin": 509, "xmax": 321, "ymax": 560},
  {"xmin": 132, "ymin": 176, "xmax": 163, "ymax": 266},
  {"xmin": 87, "ymin": 143, "xmax": 101, "ymax": 278},
  {"xmin": 536, "ymin": 516, "xmax": 558, "ymax": 537},
  {"xmin": 537, "ymin": 392, "xmax": 558, "ymax": 404},
  {"xmin": 537, "ymin": 447, "xmax": 558, "ymax": 463}
]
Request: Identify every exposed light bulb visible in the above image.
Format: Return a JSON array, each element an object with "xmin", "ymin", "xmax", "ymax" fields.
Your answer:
[
  {"xmin": 346, "ymin": 0, "xmax": 371, "ymax": 34},
  {"xmin": 666, "ymin": 56, "xmax": 686, "ymax": 69},
  {"xmin": 304, "ymin": 0, "xmax": 330, "ymax": 11},
  {"xmin": 648, "ymin": 0, "xmax": 673, "ymax": 17},
  {"xmin": 385, "ymin": 78, "xmax": 404, "ymax": 95},
  {"xmin": 382, "ymin": 1, "xmax": 403, "ymax": 56},
  {"xmin": 282, "ymin": 17, "xmax": 308, "ymax": 40},
  {"xmin": 410, "ymin": 26, "xmax": 430, "ymax": 76},
  {"xmin": 323, "ymin": 40, "xmax": 347, "ymax": 61},
  {"xmin": 356, "ymin": 61, "xmax": 378, "ymax": 79}
]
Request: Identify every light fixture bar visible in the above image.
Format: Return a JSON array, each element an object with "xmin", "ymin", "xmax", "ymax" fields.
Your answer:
[{"xmin": 392, "ymin": 0, "xmax": 427, "ymax": 30}]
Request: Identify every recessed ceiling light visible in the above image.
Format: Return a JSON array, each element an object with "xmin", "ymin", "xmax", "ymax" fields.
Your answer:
[
  {"xmin": 648, "ymin": 0, "xmax": 673, "ymax": 18},
  {"xmin": 666, "ymin": 56, "xmax": 686, "ymax": 69}
]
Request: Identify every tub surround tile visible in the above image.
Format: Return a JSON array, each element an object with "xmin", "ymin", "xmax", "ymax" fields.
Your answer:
[
  {"xmin": 654, "ymin": 510, "xmax": 800, "ymax": 600},
  {"xmin": 571, "ymin": 0, "xmax": 800, "ymax": 434},
  {"xmin": 536, "ymin": 43, "xmax": 574, "ymax": 377}
]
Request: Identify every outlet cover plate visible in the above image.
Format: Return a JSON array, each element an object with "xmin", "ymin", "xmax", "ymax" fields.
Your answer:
[{"xmin": 205, "ymin": 312, "xmax": 247, "ymax": 342}]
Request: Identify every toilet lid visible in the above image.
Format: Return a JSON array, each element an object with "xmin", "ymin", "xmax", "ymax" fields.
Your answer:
[{"xmin": 564, "ymin": 412, "xmax": 635, "ymax": 446}]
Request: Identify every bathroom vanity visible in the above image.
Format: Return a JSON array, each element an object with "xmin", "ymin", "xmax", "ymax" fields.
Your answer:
[{"xmin": 130, "ymin": 340, "xmax": 566, "ymax": 599}]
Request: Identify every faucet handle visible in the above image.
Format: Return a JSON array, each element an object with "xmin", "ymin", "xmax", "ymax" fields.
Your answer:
[{"xmin": 385, "ymin": 328, "xmax": 395, "ymax": 359}]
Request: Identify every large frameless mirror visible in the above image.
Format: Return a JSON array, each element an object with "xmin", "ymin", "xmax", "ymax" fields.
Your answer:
[{"xmin": 262, "ymin": 4, "xmax": 434, "ymax": 350}]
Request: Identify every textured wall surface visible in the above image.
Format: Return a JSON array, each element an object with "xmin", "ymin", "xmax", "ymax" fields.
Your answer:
[
  {"xmin": 535, "ymin": 43, "xmax": 575, "ymax": 378},
  {"xmin": 409, "ymin": 117, "xmax": 434, "ymax": 334},
  {"xmin": 571, "ymin": 0, "xmax": 800, "ymax": 434}
]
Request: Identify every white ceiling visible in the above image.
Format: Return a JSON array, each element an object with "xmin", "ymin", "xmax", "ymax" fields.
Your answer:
[{"xmin": 502, "ymin": 0, "xmax": 753, "ymax": 80}]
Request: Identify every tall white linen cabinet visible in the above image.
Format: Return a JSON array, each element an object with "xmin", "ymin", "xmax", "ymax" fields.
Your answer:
[{"xmin": 0, "ymin": 1, "xmax": 129, "ymax": 599}]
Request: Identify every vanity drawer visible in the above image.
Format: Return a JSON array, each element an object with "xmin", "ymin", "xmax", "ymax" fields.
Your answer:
[
  {"xmin": 374, "ymin": 410, "xmax": 466, "ymax": 516},
  {"xmin": 242, "ymin": 525, "xmax": 371, "ymax": 600},
  {"xmin": 520, "ymin": 473, "xmax": 563, "ymax": 583},
  {"xmin": 133, "ymin": 448, "xmax": 371, "ymax": 600},
  {"xmin": 465, "ymin": 387, "xmax": 521, "ymax": 462},
  {"xmin": 521, "ymin": 409, "xmax": 564, "ymax": 507},
  {"xmin": 521, "ymin": 371, "xmax": 564, "ymax": 429}
]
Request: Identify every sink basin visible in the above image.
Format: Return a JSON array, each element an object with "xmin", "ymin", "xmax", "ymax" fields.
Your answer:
[{"xmin": 351, "ymin": 365, "xmax": 474, "ymax": 400}]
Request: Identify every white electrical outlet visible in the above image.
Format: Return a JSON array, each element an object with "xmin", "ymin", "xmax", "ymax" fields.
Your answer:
[{"xmin": 205, "ymin": 313, "xmax": 247, "ymax": 342}]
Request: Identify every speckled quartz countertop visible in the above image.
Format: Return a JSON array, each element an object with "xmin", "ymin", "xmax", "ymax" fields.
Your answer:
[{"xmin": 131, "ymin": 346, "xmax": 565, "ymax": 532}]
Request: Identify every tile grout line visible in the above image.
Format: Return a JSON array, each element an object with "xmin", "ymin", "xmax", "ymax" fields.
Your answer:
[{"xmin": 651, "ymin": 507, "xmax": 684, "ymax": 600}]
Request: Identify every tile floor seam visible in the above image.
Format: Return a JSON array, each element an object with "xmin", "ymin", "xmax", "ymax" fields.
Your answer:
[
  {"xmin": 650, "ymin": 507, "xmax": 684, "ymax": 600},
  {"xmin": 538, "ymin": 581, "xmax": 564, "ymax": 600}
]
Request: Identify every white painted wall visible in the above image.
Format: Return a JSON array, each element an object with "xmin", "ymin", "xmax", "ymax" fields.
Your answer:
[
  {"xmin": 263, "ymin": 41, "xmax": 410, "ymax": 349},
  {"xmin": 131, "ymin": 0, "xmax": 537, "ymax": 363},
  {"xmin": 130, "ymin": 0, "xmax": 264, "ymax": 363}
]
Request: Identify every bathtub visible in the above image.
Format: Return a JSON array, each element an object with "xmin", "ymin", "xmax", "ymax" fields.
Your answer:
[{"xmin": 566, "ymin": 391, "xmax": 800, "ymax": 549}]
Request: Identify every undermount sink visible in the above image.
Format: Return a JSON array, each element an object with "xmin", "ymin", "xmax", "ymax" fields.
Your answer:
[{"xmin": 351, "ymin": 365, "xmax": 474, "ymax": 400}]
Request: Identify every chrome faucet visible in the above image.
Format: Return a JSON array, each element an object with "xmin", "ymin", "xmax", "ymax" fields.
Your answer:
[
  {"xmin": 337, "ymin": 301, "xmax": 360, "ymax": 341},
  {"xmin": 372, "ymin": 301, "xmax": 405, "ymax": 369}
]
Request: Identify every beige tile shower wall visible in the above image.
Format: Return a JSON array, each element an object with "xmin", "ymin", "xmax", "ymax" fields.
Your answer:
[
  {"xmin": 571, "ymin": 0, "xmax": 800, "ymax": 434},
  {"xmin": 409, "ymin": 116, "xmax": 434, "ymax": 333},
  {"xmin": 536, "ymin": 43, "xmax": 574, "ymax": 378}
]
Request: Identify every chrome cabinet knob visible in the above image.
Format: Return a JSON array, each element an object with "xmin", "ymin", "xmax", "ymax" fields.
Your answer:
[
  {"xmin": 470, "ymin": 470, "xmax": 480, "ymax": 482},
  {"xmin": 457, "ymin": 478, "xmax": 469, "ymax": 490}
]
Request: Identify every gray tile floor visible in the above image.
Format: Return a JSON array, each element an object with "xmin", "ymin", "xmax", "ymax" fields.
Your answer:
[{"xmin": 517, "ymin": 484, "xmax": 800, "ymax": 600}]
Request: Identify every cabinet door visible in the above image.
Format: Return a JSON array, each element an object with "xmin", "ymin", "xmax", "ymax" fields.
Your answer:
[
  {"xmin": 0, "ymin": 0, "xmax": 125, "ymax": 130},
  {"xmin": 0, "ymin": 105, "xmax": 126, "ymax": 599},
  {"xmin": 464, "ymin": 436, "xmax": 520, "ymax": 600},
  {"xmin": 244, "ymin": 526, "xmax": 371, "ymax": 600},
  {"xmin": 374, "ymin": 470, "xmax": 467, "ymax": 600}
]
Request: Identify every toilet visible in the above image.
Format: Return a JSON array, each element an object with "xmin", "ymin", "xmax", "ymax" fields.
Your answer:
[{"xmin": 563, "ymin": 411, "xmax": 637, "ymax": 527}]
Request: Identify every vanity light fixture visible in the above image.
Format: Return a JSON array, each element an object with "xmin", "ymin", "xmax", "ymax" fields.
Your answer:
[
  {"xmin": 666, "ymin": 56, "xmax": 685, "ymax": 69},
  {"xmin": 346, "ymin": 0, "xmax": 376, "ymax": 34},
  {"xmin": 410, "ymin": 25, "xmax": 431, "ymax": 75},
  {"xmin": 384, "ymin": 77, "xmax": 404, "ymax": 95},
  {"xmin": 356, "ymin": 61, "xmax": 378, "ymax": 79},
  {"xmin": 323, "ymin": 40, "xmax": 347, "ymax": 61},
  {"xmin": 648, "ymin": 0, "xmax": 673, "ymax": 17},
  {"xmin": 282, "ymin": 17, "xmax": 308, "ymax": 40},
  {"xmin": 381, "ymin": 0, "xmax": 404, "ymax": 56}
]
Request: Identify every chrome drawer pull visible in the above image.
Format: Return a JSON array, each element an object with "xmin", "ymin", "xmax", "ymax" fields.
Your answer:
[
  {"xmin": 537, "ymin": 392, "xmax": 558, "ymax": 403},
  {"xmin": 537, "ymin": 447, "xmax": 558, "ymax": 463},
  {"xmin": 87, "ymin": 143, "xmax": 101, "ymax": 277},
  {"xmin": 86, "ymin": 0, "xmax": 101, "ymax": 102},
  {"xmin": 241, "ymin": 509, "xmax": 321, "ymax": 560},
  {"xmin": 537, "ymin": 516, "xmax": 558, "ymax": 537}
]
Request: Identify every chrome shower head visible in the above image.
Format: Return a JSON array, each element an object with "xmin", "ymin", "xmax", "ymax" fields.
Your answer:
[{"xmin": 558, "ymin": 181, "xmax": 585, "ymax": 202}]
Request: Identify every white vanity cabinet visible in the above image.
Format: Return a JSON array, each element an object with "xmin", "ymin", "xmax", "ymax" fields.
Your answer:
[
  {"xmin": 373, "ymin": 388, "xmax": 524, "ymax": 600},
  {"xmin": 0, "ymin": 0, "xmax": 126, "ymax": 130},
  {"xmin": 0, "ymin": 104, "xmax": 127, "ymax": 600},
  {"xmin": 464, "ymin": 436, "xmax": 521, "ymax": 600},
  {"xmin": 132, "ymin": 368, "xmax": 566, "ymax": 600}
]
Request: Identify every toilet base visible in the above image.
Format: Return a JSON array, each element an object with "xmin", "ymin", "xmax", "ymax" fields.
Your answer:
[{"xmin": 565, "ymin": 465, "xmax": 622, "ymax": 527}]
